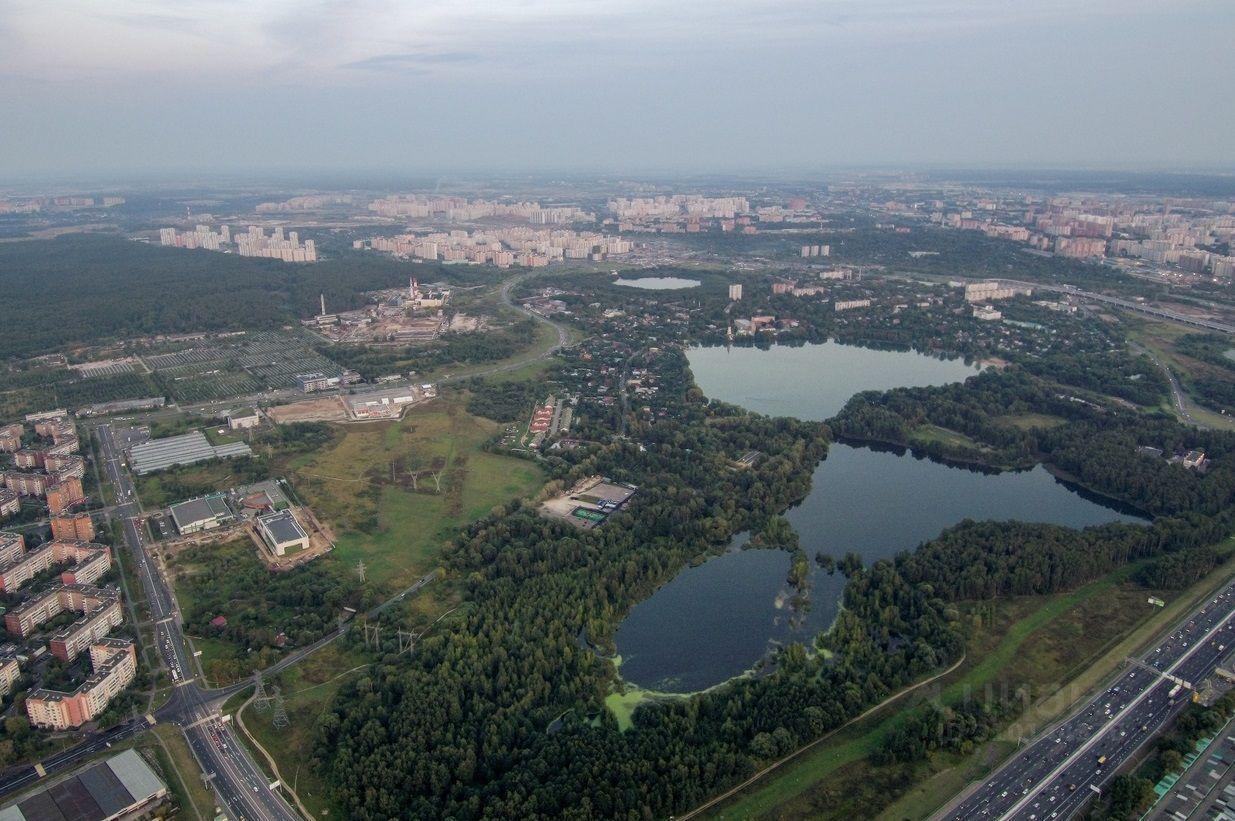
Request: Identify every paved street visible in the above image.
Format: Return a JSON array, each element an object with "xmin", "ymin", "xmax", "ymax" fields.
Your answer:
[
  {"xmin": 93, "ymin": 423, "xmax": 300, "ymax": 821},
  {"xmin": 937, "ymin": 579, "xmax": 1235, "ymax": 820},
  {"xmin": 0, "ymin": 422, "xmax": 447, "ymax": 816}
]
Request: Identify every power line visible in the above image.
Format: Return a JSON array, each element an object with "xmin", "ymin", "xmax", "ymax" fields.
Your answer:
[
  {"xmin": 252, "ymin": 670, "xmax": 271, "ymax": 713},
  {"xmin": 271, "ymin": 685, "xmax": 289, "ymax": 730}
]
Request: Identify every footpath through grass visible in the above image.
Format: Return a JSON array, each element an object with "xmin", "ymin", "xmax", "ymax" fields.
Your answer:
[{"xmin": 229, "ymin": 643, "xmax": 370, "ymax": 819}]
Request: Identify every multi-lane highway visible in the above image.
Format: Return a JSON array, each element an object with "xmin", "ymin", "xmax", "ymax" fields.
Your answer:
[
  {"xmin": 95, "ymin": 423, "xmax": 301, "ymax": 821},
  {"xmin": 938, "ymin": 579, "xmax": 1235, "ymax": 820},
  {"xmin": 1006, "ymin": 280, "xmax": 1235, "ymax": 336}
]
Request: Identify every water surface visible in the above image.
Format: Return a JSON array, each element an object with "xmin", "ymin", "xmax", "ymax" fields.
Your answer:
[
  {"xmin": 614, "ymin": 276, "xmax": 702, "ymax": 290},
  {"xmin": 616, "ymin": 341, "xmax": 1145, "ymax": 693},
  {"xmin": 687, "ymin": 341, "xmax": 980, "ymax": 421}
]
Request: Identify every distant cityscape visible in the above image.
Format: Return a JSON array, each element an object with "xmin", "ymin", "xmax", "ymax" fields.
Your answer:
[{"xmin": 158, "ymin": 224, "xmax": 318, "ymax": 262}]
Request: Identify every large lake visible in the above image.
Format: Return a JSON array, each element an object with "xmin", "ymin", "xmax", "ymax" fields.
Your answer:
[
  {"xmin": 614, "ymin": 344, "xmax": 1147, "ymax": 693},
  {"xmin": 614, "ymin": 276, "xmax": 702, "ymax": 290},
  {"xmin": 687, "ymin": 341, "xmax": 982, "ymax": 420}
]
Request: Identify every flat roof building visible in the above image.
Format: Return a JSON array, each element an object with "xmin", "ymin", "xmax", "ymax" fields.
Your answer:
[
  {"xmin": 0, "ymin": 654, "xmax": 19, "ymax": 697},
  {"xmin": 0, "ymin": 490, "xmax": 19, "ymax": 519},
  {"xmin": 47, "ymin": 477, "xmax": 86, "ymax": 515},
  {"xmin": 169, "ymin": 494, "xmax": 233, "ymax": 534},
  {"xmin": 257, "ymin": 509, "xmax": 309, "ymax": 556},
  {"xmin": 295, "ymin": 372, "xmax": 341, "ymax": 393},
  {"xmin": 25, "ymin": 638, "xmax": 138, "ymax": 730},
  {"xmin": 227, "ymin": 408, "xmax": 261, "ymax": 430},
  {"xmin": 127, "ymin": 431, "xmax": 252, "ymax": 475},
  {"xmin": 0, "ymin": 748, "xmax": 167, "ymax": 821},
  {"xmin": 51, "ymin": 512, "xmax": 96, "ymax": 543}
]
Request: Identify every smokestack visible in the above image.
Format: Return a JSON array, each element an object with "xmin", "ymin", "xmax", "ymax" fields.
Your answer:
[{"xmin": 320, "ymin": 293, "xmax": 326, "ymax": 316}]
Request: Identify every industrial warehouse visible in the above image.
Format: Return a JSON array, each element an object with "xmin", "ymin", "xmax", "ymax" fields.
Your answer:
[
  {"xmin": 0, "ymin": 749, "xmax": 167, "ymax": 821},
  {"xmin": 126, "ymin": 430, "xmax": 252, "ymax": 475}
]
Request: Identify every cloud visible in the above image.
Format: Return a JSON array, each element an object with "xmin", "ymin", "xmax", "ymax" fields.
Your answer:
[
  {"xmin": 0, "ymin": 0, "xmax": 1220, "ymax": 84},
  {"xmin": 343, "ymin": 51, "xmax": 481, "ymax": 73}
]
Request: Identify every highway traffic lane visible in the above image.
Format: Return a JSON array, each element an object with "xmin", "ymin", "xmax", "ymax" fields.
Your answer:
[
  {"xmin": 96, "ymin": 424, "xmax": 301, "ymax": 820},
  {"xmin": 941, "ymin": 583, "xmax": 1235, "ymax": 819}
]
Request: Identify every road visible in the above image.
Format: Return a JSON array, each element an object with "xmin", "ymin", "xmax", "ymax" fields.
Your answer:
[
  {"xmin": 1004, "ymin": 280, "xmax": 1235, "ymax": 336},
  {"xmin": 935, "ymin": 578, "xmax": 1235, "ymax": 820},
  {"xmin": 1131, "ymin": 342, "xmax": 1201, "ymax": 427},
  {"xmin": 0, "ymin": 422, "xmax": 443, "ymax": 811},
  {"xmin": 94, "ymin": 423, "xmax": 300, "ymax": 821},
  {"xmin": 444, "ymin": 271, "xmax": 572, "ymax": 381}
]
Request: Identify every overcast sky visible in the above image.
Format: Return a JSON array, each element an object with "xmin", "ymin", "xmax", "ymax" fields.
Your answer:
[{"xmin": 1, "ymin": 0, "xmax": 1232, "ymax": 178}]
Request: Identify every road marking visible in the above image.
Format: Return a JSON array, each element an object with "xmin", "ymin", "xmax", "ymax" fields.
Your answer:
[
  {"xmin": 185, "ymin": 713, "xmax": 221, "ymax": 730},
  {"xmin": 998, "ymin": 598, "xmax": 1235, "ymax": 820}
]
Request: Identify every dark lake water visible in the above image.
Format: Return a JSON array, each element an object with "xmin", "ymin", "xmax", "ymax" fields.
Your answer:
[
  {"xmin": 614, "ymin": 276, "xmax": 702, "ymax": 290},
  {"xmin": 614, "ymin": 344, "xmax": 1147, "ymax": 693},
  {"xmin": 686, "ymin": 341, "xmax": 982, "ymax": 420}
]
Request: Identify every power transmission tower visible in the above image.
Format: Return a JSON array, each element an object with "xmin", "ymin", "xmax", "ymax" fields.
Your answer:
[
  {"xmin": 252, "ymin": 670, "xmax": 271, "ymax": 713},
  {"xmin": 363, "ymin": 623, "xmax": 381, "ymax": 650},
  {"xmin": 271, "ymin": 686, "xmax": 289, "ymax": 730},
  {"xmin": 397, "ymin": 629, "xmax": 415, "ymax": 655},
  {"xmin": 356, "ymin": 560, "xmax": 367, "ymax": 583}
]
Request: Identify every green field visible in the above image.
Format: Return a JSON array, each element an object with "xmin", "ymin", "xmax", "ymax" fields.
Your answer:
[
  {"xmin": 908, "ymin": 424, "xmax": 988, "ymax": 451},
  {"xmin": 425, "ymin": 315, "xmax": 567, "ymax": 384},
  {"xmin": 290, "ymin": 392, "xmax": 545, "ymax": 593},
  {"xmin": 231, "ymin": 643, "xmax": 370, "ymax": 819},
  {"xmin": 994, "ymin": 412, "xmax": 1067, "ymax": 431},
  {"xmin": 703, "ymin": 546, "xmax": 1235, "ymax": 820},
  {"xmin": 135, "ymin": 458, "xmax": 254, "ymax": 509}
]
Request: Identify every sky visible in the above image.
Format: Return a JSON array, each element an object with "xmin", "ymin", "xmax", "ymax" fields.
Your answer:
[{"xmin": 1, "ymin": 0, "xmax": 1232, "ymax": 177}]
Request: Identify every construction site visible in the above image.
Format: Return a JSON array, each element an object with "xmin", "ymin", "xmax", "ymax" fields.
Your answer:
[{"xmin": 264, "ymin": 382, "xmax": 437, "ymax": 425}]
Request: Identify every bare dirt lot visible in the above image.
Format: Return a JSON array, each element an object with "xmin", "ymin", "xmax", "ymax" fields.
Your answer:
[{"xmin": 265, "ymin": 397, "xmax": 347, "ymax": 423}]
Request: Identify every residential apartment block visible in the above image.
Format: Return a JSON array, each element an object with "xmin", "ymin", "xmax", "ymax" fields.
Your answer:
[
  {"xmin": 50, "ymin": 512, "xmax": 96, "ymax": 542},
  {"xmin": 0, "ymin": 539, "xmax": 111, "ymax": 593},
  {"xmin": 26, "ymin": 638, "xmax": 136, "ymax": 729},
  {"xmin": 5, "ymin": 584, "xmax": 118, "ymax": 638},
  {"xmin": 48, "ymin": 598, "xmax": 125, "ymax": 661}
]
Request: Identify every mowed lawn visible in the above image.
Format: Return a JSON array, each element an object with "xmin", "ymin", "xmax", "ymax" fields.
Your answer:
[{"xmin": 291, "ymin": 393, "xmax": 545, "ymax": 593}]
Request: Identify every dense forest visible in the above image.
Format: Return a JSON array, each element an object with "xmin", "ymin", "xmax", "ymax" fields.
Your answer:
[
  {"xmin": 0, "ymin": 235, "xmax": 470, "ymax": 359},
  {"xmin": 1172, "ymin": 333, "xmax": 1235, "ymax": 414},
  {"xmin": 464, "ymin": 377, "xmax": 547, "ymax": 422},
  {"xmin": 313, "ymin": 342, "xmax": 1235, "ymax": 818},
  {"xmin": 174, "ymin": 540, "xmax": 362, "ymax": 681}
]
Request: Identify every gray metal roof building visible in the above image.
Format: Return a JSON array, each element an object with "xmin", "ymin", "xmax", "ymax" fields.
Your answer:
[
  {"xmin": 127, "ymin": 430, "xmax": 252, "ymax": 474},
  {"xmin": 0, "ymin": 749, "xmax": 167, "ymax": 821},
  {"xmin": 169, "ymin": 493, "xmax": 233, "ymax": 533},
  {"xmin": 257, "ymin": 509, "xmax": 309, "ymax": 555}
]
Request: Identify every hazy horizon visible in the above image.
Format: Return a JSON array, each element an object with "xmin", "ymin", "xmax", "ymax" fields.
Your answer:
[{"xmin": 2, "ymin": 0, "xmax": 1233, "ymax": 178}]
